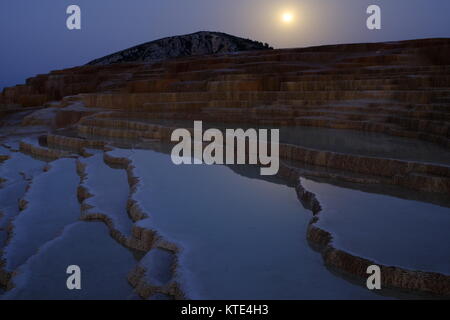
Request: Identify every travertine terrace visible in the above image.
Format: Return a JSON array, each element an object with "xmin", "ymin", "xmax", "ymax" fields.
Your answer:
[{"xmin": 0, "ymin": 37, "xmax": 449, "ymax": 298}]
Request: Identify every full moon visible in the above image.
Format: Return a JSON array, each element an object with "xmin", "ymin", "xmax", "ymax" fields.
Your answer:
[{"xmin": 282, "ymin": 12, "xmax": 294, "ymax": 23}]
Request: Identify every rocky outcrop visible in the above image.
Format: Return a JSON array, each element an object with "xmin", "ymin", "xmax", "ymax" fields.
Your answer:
[{"xmin": 87, "ymin": 31, "xmax": 272, "ymax": 66}]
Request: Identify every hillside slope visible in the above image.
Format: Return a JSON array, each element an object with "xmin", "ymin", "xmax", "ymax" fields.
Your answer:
[{"xmin": 87, "ymin": 31, "xmax": 272, "ymax": 65}]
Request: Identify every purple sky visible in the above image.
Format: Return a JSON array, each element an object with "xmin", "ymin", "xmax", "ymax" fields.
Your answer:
[{"xmin": 1, "ymin": 0, "xmax": 449, "ymax": 90}]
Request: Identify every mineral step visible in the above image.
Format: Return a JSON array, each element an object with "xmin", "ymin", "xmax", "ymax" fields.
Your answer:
[
  {"xmin": 1, "ymin": 158, "xmax": 80, "ymax": 273},
  {"xmin": 302, "ymin": 178, "xmax": 450, "ymax": 275},
  {"xmin": 85, "ymin": 111, "xmax": 450, "ymax": 148},
  {"xmin": 86, "ymin": 118, "xmax": 450, "ymax": 166},
  {"xmin": 78, "ymin": 153, "xmax": 133, "ymax": 239},
  {"xmin": 79, "ymin": 90, "xmax": 450, "ymax": 110},
  {"xmin": 86, "ymin": 106, "xmax": 450, "ymax": 142}
]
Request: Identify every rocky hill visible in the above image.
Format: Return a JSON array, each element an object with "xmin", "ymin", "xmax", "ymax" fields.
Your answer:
[{"xmin": 87, "ymin": 31, "xmax": 272, "ymax": 65}]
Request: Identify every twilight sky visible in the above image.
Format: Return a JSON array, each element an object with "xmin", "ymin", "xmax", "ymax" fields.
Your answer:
[{"xmin": 1, "ymin": 0, "xmax": 449, "ymax": 90}]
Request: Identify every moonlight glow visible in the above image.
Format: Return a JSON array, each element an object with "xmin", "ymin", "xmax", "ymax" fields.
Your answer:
[{"xmin": 282, "ymin": 12, "xmax": 294, "ymax": 23}]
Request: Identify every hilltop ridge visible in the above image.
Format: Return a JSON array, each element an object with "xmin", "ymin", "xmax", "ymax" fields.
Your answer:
[{"xmin": 87, "ymin": 31, "xmax": 273, "ymax": 66}]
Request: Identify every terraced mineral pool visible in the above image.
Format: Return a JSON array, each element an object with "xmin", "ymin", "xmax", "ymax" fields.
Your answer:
[
  {"xmin": 0, "ymin": 180, "xmax": 29, "ymax": 248},
  {"xmin": 0, "ymin": 149, "xmax": 46, "ymax": 252},
  {"xmin": 276, "ymin": 125, "xmax": 450, "ymax": 165},
  {"xmin": 0, "ymin": 147, "xmax": 46, "ymax": 181},
  {"xmin": 0, "ymin": 149, "xmax": 138, "ymax": 299},
  {"xmin": 1, "ymin": 140, "xmax": 448, "ymax": 299},
  {"xmin": 303, "ymin": 178, "xmax": 450, "ymax": 274},
  {"xmin": 115, "ymin": 147, "xmax": 385, "ymax": 299},
  {"xmin": 2, "ymin": 222, "xmax": 137, "ymax": 300},
  {"xmin": 79, "ymin": 153, "xmax": 132, "ymax": 238}
]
